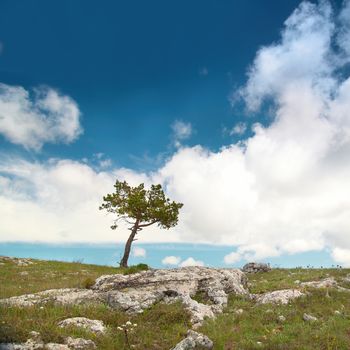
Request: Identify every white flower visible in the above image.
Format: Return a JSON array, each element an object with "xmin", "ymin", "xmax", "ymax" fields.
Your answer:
[
  {"xmin": 117, "ymin": 326, "xmax": 123, "ymax": 331},
  {"xmin": 126, "ymin": 321, "xmax": 132, "ymax": 326},
  {"xmin": 133, "ymin": 323, "xmax": 137, "ymax": 327}
]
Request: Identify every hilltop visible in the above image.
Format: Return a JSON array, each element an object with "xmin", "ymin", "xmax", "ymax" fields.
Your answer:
[{"xmin": 0, "ymin": 256, "xmax": 350, "ymax": 349}]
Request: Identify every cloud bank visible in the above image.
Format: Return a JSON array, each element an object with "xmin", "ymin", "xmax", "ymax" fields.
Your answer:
[
  {"xmin": 0, "ymin": 84, "xmax": 82, "ymax": 150},
  {"xmin": 1, "ymin": 1, "xmax": 350, "ymax": 267}
]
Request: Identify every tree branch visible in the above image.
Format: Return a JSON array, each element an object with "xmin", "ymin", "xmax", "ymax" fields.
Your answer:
[{"xmin": 138, "ymin": 220, "xmax": 158, "ymax": 228}]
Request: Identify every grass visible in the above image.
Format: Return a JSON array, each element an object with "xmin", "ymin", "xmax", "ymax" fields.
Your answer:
[
  {"xmin": 0, "ymin": 257, "xmax": 149, "ymax": 299},
  {"xmin": 1, "ymin": 257, "xmax": 350, "ymax": 349}
]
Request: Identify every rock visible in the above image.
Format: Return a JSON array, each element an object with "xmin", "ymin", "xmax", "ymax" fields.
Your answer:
[
  {"xmin": 278, "ymin": 315, "xmax": 286, "ymax": 322},
  {"xmin": 253, "ymin": 289, "xmax": 304, "ymax": 304},
  {"xmin": 45, "ymin": 345, "xmax": 69, "ymax": 350},
  {"xmin": 171, "ymin": 330, "xmax": 213, "ymax": 350},
  {"xmin": 95, "ymin": 266, "xmax": 247, "ymax": 326},
  {"xmin": 0, "ymin": 267, "xmax": 248, "ymax": 328},
  {"xmin": 242, "ymin": 262, "xmax": 271, "ymax": 273},
  {"xmin": 294, "ymin": 280, "xmax": 300, "ymax": 284},
  {"xmin": 0, "ymin": 338, "xmax": 44, "ymax": 350},
  {"xmin": 0, "ymin": 289, "xmax": 106, "ymax": 307},
  {"xmin": 303, "ymin": 313, "xmax": 317, "ymax": 322},
  {"xmin": 58, "ymin": 317, "xmax": 106, "ymax": 334},
  {"xmin": 235, "ymin": 308, "xmax": 244, "ymax": 315},
  {"xmin": 342, "ymin": 274, "xmax": 350, "ymax": 283},
  {"xmin": 64, "ymin": 337, "xmax": 96, "ymax": 350},
  {"xmin": 0, "ymin": 256, "xmax": 34, "ymax": 267},
  {"xmin": 300, "ymin": 277, "xmax": 337, "ymax": 289}
]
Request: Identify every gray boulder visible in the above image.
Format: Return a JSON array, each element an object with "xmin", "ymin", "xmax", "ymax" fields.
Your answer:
[
  {"xmin": 0, "ymin": 267, "xmax": 248, "ymax": 328},
  {"xmin": 171, "ymin": 330, "xmax": 213, "ymax": 350},
  {"xmin": 242, "ymin": 262, "xmax": 271, "ymax": 273},
  {"xmin": 58, "ymin": 317, "xmax": 106, "ymax": 334},
  {"xmin": 253, "ymin": 289, "xmax": 304, "ymax": 304}
]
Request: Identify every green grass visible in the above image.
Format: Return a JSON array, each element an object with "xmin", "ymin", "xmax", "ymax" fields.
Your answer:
[
  {"xmin": 1, "ymin": 257, "xmax": 350, "ymax": 349},
  {"xmin": 0, "ymin": 257, "xmax": 149, "ymax": 298}
]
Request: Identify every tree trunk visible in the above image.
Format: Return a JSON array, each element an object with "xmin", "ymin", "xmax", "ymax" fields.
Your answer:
[{"xmin": 120, "ymin": 222, "xmax": 138, "ymax": 268}]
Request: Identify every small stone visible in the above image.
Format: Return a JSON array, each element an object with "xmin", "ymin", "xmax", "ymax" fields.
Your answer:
[
  {"xmin": 303, "ymin": 313, "xmax": 317, "ymax": 322},
  {"xmin": 171, "ymin": 330, "xmax": 213, "ymax": 350},
  {"xmin": 278, "ymin": 315, "xmax": 286, "ymax": 322},
  {"xmin": 58, "ymin": 317, "xmax": 106, "ymax": 334},
  {"xmin": 45, "ymin": 344, "xmax": 69, "ymax": 350},
  {"xmin": 294, "ymin": 280, "xmax": 300, "ymax": 284},
  {"xmin": 334, "ymin": 310, "xmax": 341, "ymax": 315},
  {"xmin": 19, "ymin": 272, "xmax": 29, "ymax": 276},
  {"xmin": 235, "ymin": 308, "xmax": 244, "ymax": 315},
  {"xmin": 65, "ymin": 337, "xmax": 96, "ymax": 350}
]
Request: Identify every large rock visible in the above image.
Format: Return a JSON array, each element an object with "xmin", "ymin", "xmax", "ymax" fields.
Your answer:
[
  {"xmin": 242, "ymin": 262, "xmax": 271, "ymax": 273},
  {"xmin": 0, "ymin": 267, "xmax": 248, "ymax": 327},
  {"xmin": 300, "ymin": 277, "xmax": 337, "ymax": 289},
  {"xmin": 93, "ymin": 266, "xmax": 248, "ymax": 326},
  {"xmin": 171, "ymin": 330, "xmax": 213, "ymax": 350},
  {"xmin": 253, "ymin": 289, "xmax": 304, "ymax": 304},
  {"xmin": 0, "ymin": 289, "xmax": 106, "ymax": 307}
]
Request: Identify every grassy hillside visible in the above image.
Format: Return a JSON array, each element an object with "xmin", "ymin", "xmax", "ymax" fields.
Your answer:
[{"xmin": 1, "ymin": 256, "xmax": 350, "ymax": 349}]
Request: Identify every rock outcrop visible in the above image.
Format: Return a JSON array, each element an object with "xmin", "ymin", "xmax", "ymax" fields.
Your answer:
[
  {"xmin": 0, "ymin": 289, "xmax": 106, "ymax": 308},
  {"xmin": 0, "ymin": 267, "xmax": 248, "ymax": 327},
  {"xmin": 242, "ymin": 262, "xmax": 271, "ymax": 273},
  {"xmin": 0, "ymin": 335, "xmax": 96, "ymax": 350},
  {"xmin": 252, "ymin": 289, "xmax": 304, "ymax": 304},
  {"xmin": 300, "ymin": 277, "xmax": 337, "ymax": 289}
]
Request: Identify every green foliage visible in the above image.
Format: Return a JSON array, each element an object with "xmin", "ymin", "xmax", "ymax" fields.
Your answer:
[{"xmin": 100, "ymin": 181, "xmax": 183, "ymax": 230}]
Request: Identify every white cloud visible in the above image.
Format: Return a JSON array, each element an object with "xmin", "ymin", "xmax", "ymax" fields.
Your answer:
[
  {"xmin": 171, "ymin": 120, "xmax": 192, "ymax": 148},
  {"xmin": 224, "ymin": 252, "xmax": 241, "ymax": 264},
  {"xmin": 179, "ymin": 257, "xmax": 204, "ymax": 267},
  {"xmin": 331, "ymin": 248, "xmax": 350, "ymax": 267},
  {"xmin": 230, "ymin": 122, "xmax": 247, "ymax": 136},
  {"xmin": 0, "ymin": 83, "xmax": 82, "ymax": 150},
  {"xmin": 1, "ymin": 1, "xmax": 350, "ymax": 268},
  {"xmin": 133, "ymin": 247, "xmax": 146, "ymax": 258},
  {"xmin": 162, "ymin": 256, "xmax": 181, "ymax": 265}
]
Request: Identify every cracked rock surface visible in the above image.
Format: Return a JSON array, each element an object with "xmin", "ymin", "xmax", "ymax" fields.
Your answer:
[
  {"xmin": 0, "ymin": 267, "xmax": 248, "ymax": 327},
  {"xmin": 252, "ymin": 289, "xmax": 305, "ymax": 304}
]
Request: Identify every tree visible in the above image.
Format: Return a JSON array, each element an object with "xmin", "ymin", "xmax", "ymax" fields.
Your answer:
[{"xmin": 100, "ymin": 180, "xmax": 183, "ymax": 267}]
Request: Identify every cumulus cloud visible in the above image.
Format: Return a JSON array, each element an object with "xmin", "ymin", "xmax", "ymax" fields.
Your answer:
[
  {"xmin": 133, "ymin": 247, "xmax": 146, "ymax": 258},
  {"xmin": 0, "ymin": 83, "xmax": 82, "ymax": 150},
  {"xmin": 162, "ymin": 256, "xmax": 181, "ymax": 265},
  {"xmin": 223, "ymin": 252, "xmax": 241, "ymax": 264},
  {"xmin": 171, "ymin": 120, "xmax": 192, "ymax": 148},
  {"xmin": 179, "ymin": 257, "xmax": 204, "ymax": 267},
  {"xmin": 1, "ymin": 1, "xmax": 350, "ymax": 268},
  {"xmin": 227, "ymin": 122, "xmax": 247, "ymax": 136}
]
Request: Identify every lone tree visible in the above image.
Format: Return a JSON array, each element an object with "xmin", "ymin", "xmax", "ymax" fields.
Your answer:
[{"xmin": 100, "ymin": 180, "xmax": 183, "ymax": 267}]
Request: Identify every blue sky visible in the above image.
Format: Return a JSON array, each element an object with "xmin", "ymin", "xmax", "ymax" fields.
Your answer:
[
  {"xmin": 0, "ymin": 0, "xmax": 301, "ymax": 167},
  {"xmin": 1, "ymin": 0, "xmax": 350, "ymax": 268}
]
